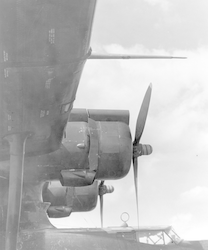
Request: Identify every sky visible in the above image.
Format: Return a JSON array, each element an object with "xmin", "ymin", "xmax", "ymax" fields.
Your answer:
[{"xmin": 51, "ymin": 0, "xmax": 208, "ymax": 240}]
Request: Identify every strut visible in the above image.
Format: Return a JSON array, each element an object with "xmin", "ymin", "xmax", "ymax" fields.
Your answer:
[{"xmin": 5, "ymin": 133, "xmax": 30, "ymax": 250}]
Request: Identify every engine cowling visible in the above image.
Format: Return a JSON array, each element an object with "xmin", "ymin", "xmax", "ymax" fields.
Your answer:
[
  {"xmin": 42, "ymin": 180, "xmax": 99, "ymax": 218},
  {"xmin": 60, "ymin": 109, "xmax": 132, "ymax": 186}
]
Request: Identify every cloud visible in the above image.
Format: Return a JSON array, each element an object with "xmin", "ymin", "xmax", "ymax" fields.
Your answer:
[
  {"xmin": 171, "ymin": 213, "xmax": 193, "ymax": 227},
  {"xmin": 170, "ymin": 186, "xmax": 208, "ymax": 239},
  {"xmin": 180, "ymin": 186, "xmax": 208, "ymax": 203},
  {"xmin": 93, "ymin": 1, "xmax": 208, "ymax": 50},
  {"xmin": 143, "ymin": 0, "xmax": 171, "ymax": 11},
  {"xmin": 170, "ymin": 213, "xmax": 194, "ymax": 240},
  {"xmin": 170, "ymin": 212, "xmax": 208, "ymax": 240}
]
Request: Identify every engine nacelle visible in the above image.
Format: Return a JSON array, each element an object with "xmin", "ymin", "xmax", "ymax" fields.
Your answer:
[
  {"xmin": 42, "ymin": 180, "xmax": 99, "ymax": 218},
  {"xmin": 60, "ymin": 109, "xmax": 132, "ymax": 186}
]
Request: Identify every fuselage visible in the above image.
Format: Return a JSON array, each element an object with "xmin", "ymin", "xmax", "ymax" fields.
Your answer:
[{"xmin": 1, "ymin": 227, "xmax": 208, "ymax": 250}]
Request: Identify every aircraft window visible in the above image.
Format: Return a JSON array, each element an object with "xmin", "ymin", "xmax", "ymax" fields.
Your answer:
[
  {"xmin": 167, "ymin": 229, "xmax": 181, "ymax": 244},
  {"xmin": 163, "ymin": 232, "xmax": 173, "ymax": 244},
  {"xmin": 137, "ymin": 231, "xmax": 175, "ymax": 245},
  {"xmin": 139, "ymin": 236, "xmax": 155, "ymax": 244},
  {"xmin": 149, "ymin": 232, "xmax": 164, "ymax": 245}
]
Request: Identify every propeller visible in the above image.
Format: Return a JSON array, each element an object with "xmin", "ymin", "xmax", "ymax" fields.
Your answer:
[
  {"xmin": 99, "ymin": 181, "xmax": 114, "ymax": 228},
  {"xmin": 133, "ymin": 84, "xmax": 153, "ymax": 227},
  {"xmin": 97, "ymin": 84, "xmax": 152, "ymax": 228}
]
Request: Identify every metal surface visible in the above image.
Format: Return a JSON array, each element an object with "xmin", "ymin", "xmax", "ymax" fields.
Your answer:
[
  {"xmin": 5, "ymin": 133, "xmax": 30, "ymax": 250},
  {"xmin": 1, "ymin": 226, "xmax": 207, "ymax": 250},
  {"xmin": 89, "ymin": 54, "xmax": 187, "ymax": 59},
  {"xmin": 69, "ymin": 108, "xmax": 130, "ymax": 125},
  {"xmin": 42, "ymin": 180, "xmax": 99, "ymax": 217},
  {"xmin": 0, "ymin": 0, "xmax": 97, "ymax": 248},
  {"xmin": 0, "ymin": 0, "xmax": 97, "ymax": 159},
  {"xmin": 88, "ymin": 118, "xmax": 99, "ymax": 171}
]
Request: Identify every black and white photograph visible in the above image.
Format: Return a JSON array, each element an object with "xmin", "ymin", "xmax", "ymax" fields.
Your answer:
[{"xmin": 0, "ymin": 0, "xmax": 208, "ymax": 249}]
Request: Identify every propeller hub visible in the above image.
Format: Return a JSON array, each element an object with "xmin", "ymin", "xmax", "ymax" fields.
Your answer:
[
  {"xmin": 133, "ymin": 144, "xmax": 153, "ymax": 158},
  {"xmin": 99, "ymin": 185, "xmax": 114, "ymax": 196}
]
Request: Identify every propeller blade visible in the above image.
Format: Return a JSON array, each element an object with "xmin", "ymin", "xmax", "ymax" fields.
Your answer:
[
  {"xmin": 99, "ymin": 181, "xmax": 105, "ymax": 228},
  {"xmin": 134, "ymin": 83, "xmax": 152, "ymax": 145},
  {"xmin": 98, "ymin": 181, "xmax": 114, "ymax": 228},
  {"xmin": 100, "ymin": 194, "xmax": 104, "ymax": 228},
  {"xmin": 133, "ymin": 157, "xmax": 139, "ymax": 227},
  {"xmin": 132, "ymin": 84, "xmax": 153, "ymax": 229}
]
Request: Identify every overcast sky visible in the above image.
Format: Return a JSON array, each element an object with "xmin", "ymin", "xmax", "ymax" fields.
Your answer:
[{"xmin": 51, "ymin": 0, "xmax": 208, "ymax": 240}]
